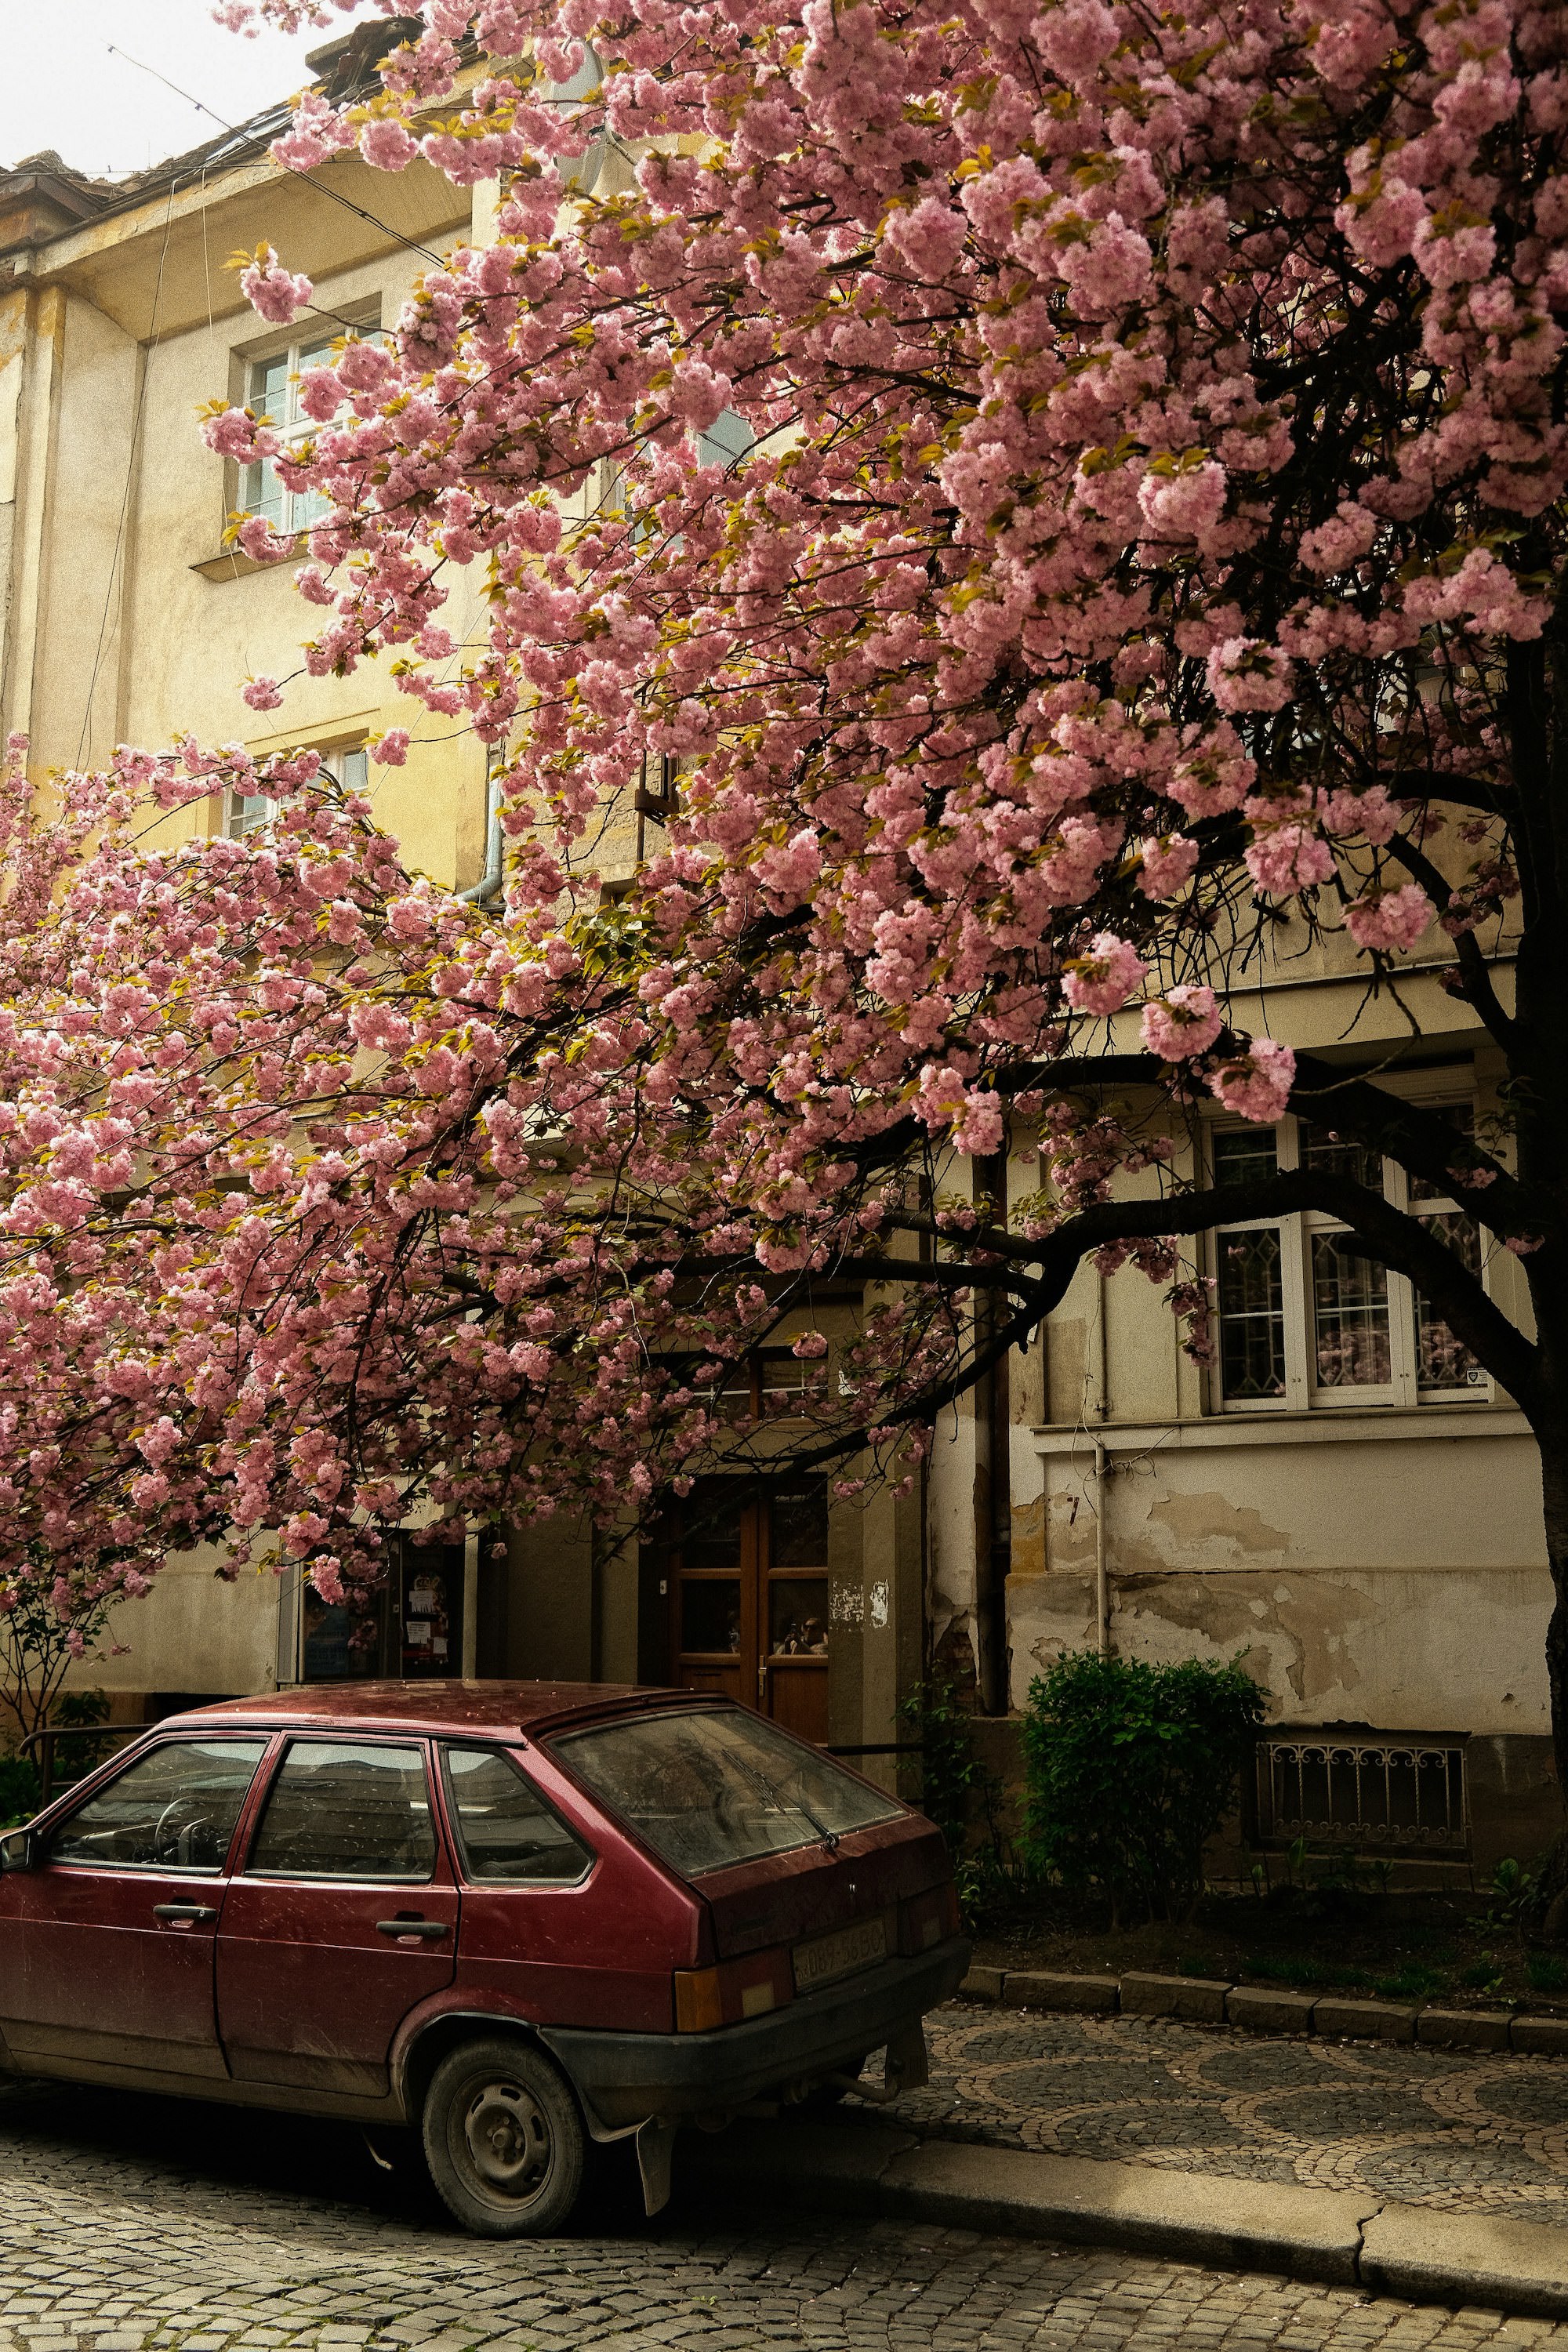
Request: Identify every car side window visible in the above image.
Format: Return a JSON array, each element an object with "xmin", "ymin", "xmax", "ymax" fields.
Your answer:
[
  {"xmin": 441, "ymin": 1745, "xmax": 593, "ymax": 1884},
  {"xmin": 48, "ymin": 1740, "xmax": 268, "ymax": 1874},
  {"xmin": 246, "ymin": 1740, "xmax": 436, "ymax": 1882}
]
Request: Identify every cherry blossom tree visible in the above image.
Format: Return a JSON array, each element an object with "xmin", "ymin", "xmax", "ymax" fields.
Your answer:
[{"xmin": 6, "ymin": 0, "xmax": 1568, "ymax": 1788}]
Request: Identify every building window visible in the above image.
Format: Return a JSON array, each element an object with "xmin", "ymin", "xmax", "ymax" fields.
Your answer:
[
  {"xmin": 223, "ymin": 743, "xmax": 368, "ymax": 840},
  {"xmin": 1210, "ymin": 1100, "xmax": 1488, "ymax": 1412},
  {"xmin": 238, "ymin": 323, "xmax": 381, "ymax": 535},
  {"xmin": 1254, "ymin": 1731, "xmax": 1468, "ymax": 1855},
  {"xmin": 697, "ymin": 408, "xmax": 755, "ymax": 471}
]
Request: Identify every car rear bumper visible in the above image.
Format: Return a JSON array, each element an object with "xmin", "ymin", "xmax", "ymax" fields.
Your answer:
[{"xmin": 538, "ymin": 1935, "xmax": 970, "ymax": 2131}]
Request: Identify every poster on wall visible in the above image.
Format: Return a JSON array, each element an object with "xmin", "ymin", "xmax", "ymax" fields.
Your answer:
[
  {"xmin": 297, "ymin": 1539, "xmax": 465, "ymax": 1683},
  {"xmin": 399, "ymin": 1544, "xmax": 465, "ymax": 1679}
]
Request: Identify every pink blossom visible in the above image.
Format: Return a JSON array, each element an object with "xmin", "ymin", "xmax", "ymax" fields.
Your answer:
[
  {"xmin": 1299, "ymin": 500, "xmax": 1378, "ymax": 574},
  {"xmin": 1137, "ymin": 833, "xmax": 1200, "ymax": 900},
  {"xmin": 1208, "ymin": 1040, "xmax": 1297, "ymax": 1123},
  {"xmin": 1245, "ymin": 821, "xmax": 1335, "ymax": 895},
  {"xmin": 241, "ymin": 677, "xmax": 284, "ymax": 713},
  {"xmin": 1138, "ymin": 461, "xmax": 1227, "ymax": 543},
  {"xmin": 360, "ymin": 118, "xmax": 419, "ymax": 172},
  {"xmin": 201, "ymin": 406, "xmax": 280, "ymax": 463},
  {"xmin": 1141, "ymin": 985, "xmax": 1223, "ymax": 1059},
  {"xmin": 1207, "ymin": 637, "xmax": 1295, "ymax": 713},
  {"xmin": 882, "ymin": 196, "xmax": 968, "ymax": 281},
  {"xmin": 1062, "ymin": 933, "xmax": 1149, "ymax": 1016},
  {"xmin": 238, "ymin": 242, "xmax": 314, "ymax": 326},
  {"xmin": 666, "ymin": 360, "xmax": 733, "ymax": 435},
  {"xmin": 1344, "ymin": 884, "xmax": 1436, "ymax": 952},
  {"xmin": 1036, "ymin": 0, "xmax": 1120, "ymax": 85}
]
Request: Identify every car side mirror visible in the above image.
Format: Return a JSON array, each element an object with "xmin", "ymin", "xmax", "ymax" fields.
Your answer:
[{"xmin": 0, "ymin": 1828, "xmax": 37, "ymax": 1872}]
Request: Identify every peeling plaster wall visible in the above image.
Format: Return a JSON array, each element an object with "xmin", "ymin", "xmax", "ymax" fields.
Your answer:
[{"xmin": 1022, "ymin": 1419, "xmax": 1547, "ymax": 1734}]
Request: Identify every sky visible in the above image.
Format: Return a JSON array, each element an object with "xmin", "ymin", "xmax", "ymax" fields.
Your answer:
[{"xmin": 2, "ymin": 1, "xmax": 329, "ymax": 180}]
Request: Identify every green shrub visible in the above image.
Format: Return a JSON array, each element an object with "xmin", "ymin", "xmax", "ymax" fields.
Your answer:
[
  {"xmin": 898, "ymin": 1678, "xmax": 994, "ymax": 1859},
  {"xmin": 1020, "ymin": 1650, "xmax": 1265, "ymax": 1925},
  {"xmin": 0, "ymin": 1755, "xmax": 40, "ymax": 1828},
  {"xmin": 1526, "ymin": 1951, "xmax": 1568, "ymax": 1994},
  {"xmin": 898, "ymin": 1676, "xmax": 1036, "ymax": 1926}
]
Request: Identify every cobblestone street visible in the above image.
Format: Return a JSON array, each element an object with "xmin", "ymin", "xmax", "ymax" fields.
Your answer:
[
  {"xmin": 6, "ymin": 2005, "xmax": 1568, "ymax": 2352},
  {"xmin": 907, "ymin": 2008, "xmax": 1568, "ymax": 2219}
]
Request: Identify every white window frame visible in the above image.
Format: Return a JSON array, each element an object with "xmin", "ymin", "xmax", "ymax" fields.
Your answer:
[
  {"xmin": 238, "ymin": 308, "xmax": 382, "ymax": 537},
  {"xmin": 1206, "ymin": 1080, "xmax": 1494, "ymax": 1415},
  {"xmin": 222, "ymin": 742, "xmax": 369, "ymax": 841}
]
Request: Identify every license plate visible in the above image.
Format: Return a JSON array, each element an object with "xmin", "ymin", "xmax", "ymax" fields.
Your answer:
[{"xmin": 792, "ymin": 1913, "xmax": 888, "ymax": 1994}]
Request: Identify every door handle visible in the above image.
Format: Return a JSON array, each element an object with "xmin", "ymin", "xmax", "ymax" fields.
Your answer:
[
  {"xmin": 376, "ymin": 1918, "xmax": 449, "ymax": 1940},
  {"xmin": 153, "ymin": 1903, "xmax": 217, "ymax": 1924}
]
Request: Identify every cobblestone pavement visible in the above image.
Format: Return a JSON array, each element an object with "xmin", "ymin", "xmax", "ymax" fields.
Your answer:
[
  {"xmin": 895, "ymin": 2006, "xmax": 1568, "ymax": 2219},
  {"xmin": 5, "ymin": 2074, "xmax": 1568, "ymax": 2352}
]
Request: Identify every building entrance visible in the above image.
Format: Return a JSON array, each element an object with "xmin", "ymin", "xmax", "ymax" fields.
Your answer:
[{"xmin": 662, "ymin": 1481, "xmax": 831, "ymax": 1745}]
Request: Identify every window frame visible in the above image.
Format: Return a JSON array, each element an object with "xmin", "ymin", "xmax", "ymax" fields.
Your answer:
[
  {"xmin": 234, "ymin": 306, "xmax": 383, "ymax": 539},
  {"xmin": 240, "ymin": 1733, "xmax": 441, "ymax": 1886},
  {"xmin": 1206, "ymin": 1083, "xmax": 1495, "ymax": 1416},
  {"xmin": 221, "ymin": 741, "xmax": 369, "ymax": 843},
  {"xmin": 436, "ymin": 1741, "xmax": 597, "ymax": 1889},
  {"xmin": 42, "ymin": 1734, "xmax": 270, "ymax": 1877}
]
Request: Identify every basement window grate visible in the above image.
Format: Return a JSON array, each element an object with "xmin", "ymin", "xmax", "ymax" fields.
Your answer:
[{"xmin": 1254, "ymin": 1733, "xmax": 1468, "ymax": 1854}]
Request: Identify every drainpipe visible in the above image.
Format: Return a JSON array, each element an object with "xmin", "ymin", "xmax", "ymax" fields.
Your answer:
[
  {"xmin": 1093, "ymin": 1271, "xmax": 1112, "ymax": 1657},
  {"xmin": 973, "ymin": 1152, "xmax": 1011, "ymax": 1716},
  {"xmin": 459, "ymin": 768, "xmax": 503, "ymax": 906}
]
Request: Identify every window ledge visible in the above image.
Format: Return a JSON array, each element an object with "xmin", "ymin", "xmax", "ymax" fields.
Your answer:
[
  {"xmin": 1034, "ymin": 1403, "xmax": 1531, "ymax": 1454},
  {"xmin": 191, "ymin": 540, "xmax": 303, "ymax": 583}
]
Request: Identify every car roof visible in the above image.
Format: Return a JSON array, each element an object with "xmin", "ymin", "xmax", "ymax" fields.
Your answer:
[{"xmin": 160, "ymin": 1680, "xmax": 719, "ymax": 1742}]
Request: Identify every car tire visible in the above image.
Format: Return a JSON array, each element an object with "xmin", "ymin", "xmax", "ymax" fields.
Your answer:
[{"xmin": 421, "ymin": 2036, "xmax": 587, "ymax": 2237}]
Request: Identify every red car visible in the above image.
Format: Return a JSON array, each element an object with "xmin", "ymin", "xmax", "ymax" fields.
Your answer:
[{"xmin": 0, "ymin": 1682, "xmax": 967, "ymax": 2234}]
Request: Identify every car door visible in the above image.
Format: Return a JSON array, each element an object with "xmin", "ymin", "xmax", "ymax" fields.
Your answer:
[
  {"xmin": 216, "ymin": 1736, "xmax": 459, "ymax": 2098},
  {"xmin": 440, "ymin": 1741, "xmax": 699, "ymax": 2031},
  {"xmin": 0, "ymin": 1736, "xmax": 268, "ymax": 2082}
]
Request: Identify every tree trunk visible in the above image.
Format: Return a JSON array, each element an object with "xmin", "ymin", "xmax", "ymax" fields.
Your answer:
[{"xmin": 1534, "ymin": 1429, "xmax": 1568, "ymax": 1933}]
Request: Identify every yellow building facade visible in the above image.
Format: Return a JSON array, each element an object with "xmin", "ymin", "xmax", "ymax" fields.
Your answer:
[{"xmin": 0, "ymin": 38, "xmax": 1551, "ymax": 1865}]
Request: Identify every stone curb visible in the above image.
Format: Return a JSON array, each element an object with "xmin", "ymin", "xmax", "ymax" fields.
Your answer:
[
  {"xmin": 686, "ymin": 2119, "xmax": 1568, "ymax": 2319},
  {"xmin": 961, "ymin": 1967, "xmax": 1568, "ymax": 2054}
]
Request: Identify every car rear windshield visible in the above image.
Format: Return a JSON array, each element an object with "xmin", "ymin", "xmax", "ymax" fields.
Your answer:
[{"xmin": 551, "ymin": 1705, "xmax": 903, "ymax": 1877}]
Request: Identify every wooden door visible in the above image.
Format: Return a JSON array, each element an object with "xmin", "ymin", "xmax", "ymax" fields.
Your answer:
[
  {"xmin": 760, "ymin": 1484, "xmax": 830, "ymax": 1745},
  {"xmin": 666, "ymin": 1481, "xmax": 830, "ymax": 1744}
]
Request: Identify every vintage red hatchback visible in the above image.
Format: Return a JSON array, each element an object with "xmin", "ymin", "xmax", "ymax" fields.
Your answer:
[{"xmin": 0, "ymin": 1681, "xmax": 967, "ymax": 2234}]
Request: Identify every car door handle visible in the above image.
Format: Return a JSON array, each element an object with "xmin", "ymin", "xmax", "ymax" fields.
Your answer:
[
  {"xmin": 153, "ymin": 1903, "xmax": 217, "ymax": 1925},
  {"xmin": 376, "ymin": 1918, "xmax": 449, "ymax": 1940}
]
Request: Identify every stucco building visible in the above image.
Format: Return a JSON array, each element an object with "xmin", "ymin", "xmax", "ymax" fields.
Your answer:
[{"xmin": 0, "ymin": 31, "xmax": 1550, "ymax": 1871}]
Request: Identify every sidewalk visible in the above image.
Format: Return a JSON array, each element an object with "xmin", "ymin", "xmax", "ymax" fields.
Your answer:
[
  {"xmin": 908, "ymin": 2001, "xmax": 1568, "ymax": 2219},
  {"xmin": 691, "ymin": 2000, "xmax": 1568, "ymax": 2318}
]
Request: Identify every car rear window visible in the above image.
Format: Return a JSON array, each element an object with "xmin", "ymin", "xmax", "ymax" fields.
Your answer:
[{"xmin": 551, "ymin": 1706, "xmax": 902, "ymax": 1877}]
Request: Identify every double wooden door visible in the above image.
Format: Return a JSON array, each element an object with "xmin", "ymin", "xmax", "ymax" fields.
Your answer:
[{"xmin": 664, "ymin": 1483, "xmax": 830, "ymax": 1745}]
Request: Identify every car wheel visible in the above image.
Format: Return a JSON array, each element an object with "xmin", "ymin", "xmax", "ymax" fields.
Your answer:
[{"xmin": 421, "ymin": 2037, "xmax": 586, "ymax": 2238}]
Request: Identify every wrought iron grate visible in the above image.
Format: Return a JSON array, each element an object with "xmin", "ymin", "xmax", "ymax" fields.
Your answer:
[{"xmin": 1254, "ymin": 1733, "xmax": 1468, "ymax": 1853}]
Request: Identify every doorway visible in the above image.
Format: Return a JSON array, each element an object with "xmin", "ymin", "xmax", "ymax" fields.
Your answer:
[{"xmin": 662, "ymin": 1481, "xmax": 831, "ymax": 1745}]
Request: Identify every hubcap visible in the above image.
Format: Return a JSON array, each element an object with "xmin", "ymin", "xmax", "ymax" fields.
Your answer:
[{"xmin": 462, "ymin": 2078, "xmax": 553, "ymax": 2203}]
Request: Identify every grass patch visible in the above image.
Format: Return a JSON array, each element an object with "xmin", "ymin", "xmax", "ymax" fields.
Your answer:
[
  {"xmin": 1527, "ymin": 1951, "xmax": 1568, "ymax": 1994},
  {"xmin": 1245, "ymin": 1954, "xmax": 1374, "ymax": 1991},
  {"xmin": 1372, "ymin": 1963, "xmax": 1449, "ymax": 2001}
]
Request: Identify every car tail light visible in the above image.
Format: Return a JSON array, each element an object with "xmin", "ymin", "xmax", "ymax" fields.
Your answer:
[
  {"xmin": 899, "ymin": 1880, "xmax": 960, "ymax": 1954},
  {"xmin": 673, "ymin": 1954, "xmax": 792, "ymax": 2031},
  {"xmin": 674, "ymin": 1966, "xmax": 724, "ymax": 2033}
]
